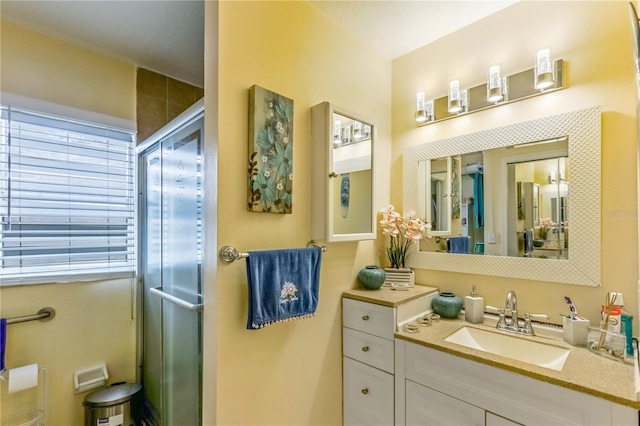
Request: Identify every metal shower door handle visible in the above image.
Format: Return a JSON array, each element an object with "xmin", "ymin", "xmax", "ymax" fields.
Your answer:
[{"xmin": 150, "ymin": 287, "xmax": 203, "ymax": 312}]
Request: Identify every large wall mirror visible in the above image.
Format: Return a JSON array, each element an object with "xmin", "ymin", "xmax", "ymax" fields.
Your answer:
[
  {"xmin": 403, "ymin": 107, "xmax": 601, "ymax": 286},
  {"xmin": 311, "ymin": 102, "xmax": 376, "ymax": 242}
]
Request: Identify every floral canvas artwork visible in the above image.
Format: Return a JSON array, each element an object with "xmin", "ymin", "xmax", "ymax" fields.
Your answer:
[{"xmin": 248, "ymin": 85, "xmax": 294, "ymax": 214}]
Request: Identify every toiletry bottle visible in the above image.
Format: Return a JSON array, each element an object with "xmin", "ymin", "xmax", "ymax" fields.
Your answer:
[
  {"xmin": 612, "ymin": 292, "xmax": 634, "ymax": 356},
  {"xmin": 465, "ymin": 284, "xmax": 484, "ymax": 324}
]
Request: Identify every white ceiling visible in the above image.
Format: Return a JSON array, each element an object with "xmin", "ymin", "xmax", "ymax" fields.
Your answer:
[
  {"xmin": 310, "ymin": 1, "xmax": 517, "ymax": 60},
  {"xmin": 0, "ymin": 1, "xmax": 516, "ymax": 88}
]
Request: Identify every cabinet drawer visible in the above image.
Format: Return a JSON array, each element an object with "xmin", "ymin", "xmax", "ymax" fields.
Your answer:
[
  {"xmin": 343, "ymin": 328, "xmax": 394, "ymax": 373},
  {"xmin": 343, "ymin": 357, "xmax": 394, "ymax": 426},
  {"xmin": 343, "ymin": 298, "xmax": 395, "ymax": 339}
]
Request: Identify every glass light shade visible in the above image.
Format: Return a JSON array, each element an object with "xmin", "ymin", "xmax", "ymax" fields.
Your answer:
[
  {"xmin": 535, "ymin": 48, "xmax": 555, "ymax": 90},
  {"xmin": 415, "ymin": 91, "xmax": 427, "ymax": 123},
  {"xmin": 425, "ymin": 100, "xmax": 434, "ymax": 122},
  {"xmin": 333, "ymin": 120, "xmax": 341, "ymax": 144},
  {"xmin": 460, "ymin": 89, "xmax": 468, "ymax": 112},
  {"xmin": 363, "ymin": 124, "xmax": 371, "ymax": 138},
  {"xmin": 353, "ymin": 121, "xmax": 363, "ymax": 139},
  {"xmin": 448, "ymin": 80, "xmax": 463, "ymax": 113},
  {"xmin": 487, "ymin": 64, "xmax": 504, "ymax": 103},
  {"xmin": 341, "ymin": 125, "xmax": 351, "ymax": 145}
]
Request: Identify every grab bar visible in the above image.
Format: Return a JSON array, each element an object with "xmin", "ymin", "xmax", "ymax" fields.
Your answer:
[
  {"xmin": 150, "ymin": 287, "xmax": 203, "ymax": 312},
  {"xmin": 6, "ymin": 307, "xmax": 55, "ymax": 325}
]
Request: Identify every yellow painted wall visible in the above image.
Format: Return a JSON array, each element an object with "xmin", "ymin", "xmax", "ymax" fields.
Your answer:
[
  {"xmin": 208, "ymin": 1, "xmax": 391, "ymax": 424},
  {"xmin": 0, "ymin": 20, "xmax": 136, "ymax": 120},
  {"xmin": 0, "ymin": 21, "xmax": 137, "ymax": 425},
  {"xmin": 392, "ymin": 2, "xmax": 639, "ymax": 328}
]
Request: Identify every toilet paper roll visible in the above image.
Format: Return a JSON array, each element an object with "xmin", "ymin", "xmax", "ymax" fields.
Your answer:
[{"xmin": 8, "ymin": 363, "xmax": 38, "ymax": 394}]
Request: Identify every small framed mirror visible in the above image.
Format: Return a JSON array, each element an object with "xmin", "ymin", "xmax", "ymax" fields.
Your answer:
[{"xmin": 311, "ymin": 102, "xmax": 376, "ymax": 242}]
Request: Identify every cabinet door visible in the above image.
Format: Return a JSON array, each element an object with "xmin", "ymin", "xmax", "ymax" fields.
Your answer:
[
  {"xmin": 343, "ymin": 357, "xmax": 393, "ymax": 426},
  {"xmin": 406, "ymin": 380, "xmax": 484, "ymax": 426}
]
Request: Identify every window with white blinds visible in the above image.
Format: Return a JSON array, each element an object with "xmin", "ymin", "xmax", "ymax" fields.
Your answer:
[{"xmin": 0, "ymin": 105, "xmax": 135, "ymax": 285}]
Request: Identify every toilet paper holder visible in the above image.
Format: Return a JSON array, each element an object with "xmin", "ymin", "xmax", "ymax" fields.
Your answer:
[{"xmin": 74, "ymin": 363, "xmax": 109, "ymax": 393}]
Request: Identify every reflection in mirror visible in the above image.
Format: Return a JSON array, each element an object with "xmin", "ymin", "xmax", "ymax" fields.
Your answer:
[
  {"xmin": 507, "ymin": 152, "xmax": 569, "ymax": 259},
  {"xmin": 403, "ymin": 107, "xmax": 600, "ymax": 286},
  {"xmin": 331, "ymin": 113, "xmax": 372, "ymax": 236},
  {"xmin": 419, "ymin": 157, "xmax": 451, "ymax": 235}
]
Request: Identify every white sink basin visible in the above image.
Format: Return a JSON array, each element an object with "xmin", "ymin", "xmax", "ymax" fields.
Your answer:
[{"xmin": 444, "ymin": 326, "xmax": 570, "ymax": 371}]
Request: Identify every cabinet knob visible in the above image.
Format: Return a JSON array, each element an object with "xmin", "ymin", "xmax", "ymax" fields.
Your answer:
[
  {"xmin": 362, "ymin": 315, "xmax": 370, "ymax": 321},
  {"xmin": 329, "ymin": 172, "xmax": 338, "ymax": 178},
  {"xmin": 362, "ymin": 346, "xmax": 369, "ymax": 352},
  {"xmin": 361, "ymin": 388, "xmax": 369, "ymax": 395}
]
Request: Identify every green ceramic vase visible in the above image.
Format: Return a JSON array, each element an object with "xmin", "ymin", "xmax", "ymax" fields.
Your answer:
[
  {"xmin": 432, "ymin": 292, "xmax": 463, "ymax": 318},
  {"xmin": 358, "ymin": 265, "xmax": 386, "ymax": 290}
]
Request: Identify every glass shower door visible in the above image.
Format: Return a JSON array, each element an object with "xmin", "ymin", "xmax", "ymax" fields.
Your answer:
[{"xmin": 139, "ymin": 110, "xmax": 203, "ymax": 425}]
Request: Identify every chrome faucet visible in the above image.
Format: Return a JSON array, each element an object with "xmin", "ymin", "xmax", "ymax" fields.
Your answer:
[
  {"xmin": 505, "ymin": 290, "xmax": 518, "ymax": 328},
  {"xmin": 496, "ymin": 289, "xmax": 536, "ymax": 336}
]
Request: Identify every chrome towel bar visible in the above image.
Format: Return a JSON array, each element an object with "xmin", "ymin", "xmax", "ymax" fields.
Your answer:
[{"xmin": 219, "ymin": 240, "xmax": 327, "ymax": 264}]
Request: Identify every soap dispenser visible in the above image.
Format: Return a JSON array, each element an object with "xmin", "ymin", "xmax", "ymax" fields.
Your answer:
[{"xmin": 465, "ymin": 284, "xmax": 484, "ymax": 324}]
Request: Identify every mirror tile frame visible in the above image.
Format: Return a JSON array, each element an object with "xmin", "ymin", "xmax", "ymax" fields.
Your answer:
[{"xmin": 403, "ymin": 106, "xmax": 601, "ymax": 286}]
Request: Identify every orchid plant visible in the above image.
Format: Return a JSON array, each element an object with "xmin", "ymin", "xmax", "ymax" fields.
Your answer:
[
  {"xmin": 379, "ymin": 205, "xmax": 431, "ymax": 269},
  {"xmin": 535, "ymin": 217, "xmax": 555, "ymax": 240}
]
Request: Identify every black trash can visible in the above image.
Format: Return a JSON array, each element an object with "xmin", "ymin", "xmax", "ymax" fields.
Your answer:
[{"xmin": 83, "ymin": 383, "xmax": 142, "ymax": 426}]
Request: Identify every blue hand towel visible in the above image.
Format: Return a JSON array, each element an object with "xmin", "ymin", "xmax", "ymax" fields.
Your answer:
[
  {"xmin": 448, "ymin": 236, "xmax": 469, "ymax": 254},
  {"xmin": 1, "ymin": 318, "xmax": 6, "ymax": 371},
  {"xmin": 473, "ymin": 172, "xmax": 484, "ymax": 228},
  {"xmin": 246, "ymin": 247, "xmax": 322, "ymax": 330}
]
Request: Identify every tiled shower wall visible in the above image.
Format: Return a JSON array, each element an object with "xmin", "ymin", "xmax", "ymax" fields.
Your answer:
[{"xmin": 136, "ymin": 68, "xmax": 204, "ymax": 143}]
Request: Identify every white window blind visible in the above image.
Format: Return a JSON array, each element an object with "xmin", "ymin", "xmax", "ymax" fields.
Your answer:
[{"xmin": 0, "ymin": 105, "xmax": 135, "ymax": 285}]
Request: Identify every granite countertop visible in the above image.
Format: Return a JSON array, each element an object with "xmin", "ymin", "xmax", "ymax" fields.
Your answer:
[
  {"xmin": 396, "ymin": 318, "xmax": 640, "ymax": 409},
  {"xmin": 342, "ymin": 284, "xmax": 438, "ymax": 307}
]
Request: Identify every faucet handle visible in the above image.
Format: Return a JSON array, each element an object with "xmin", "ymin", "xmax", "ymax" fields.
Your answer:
[
  {"xmin": 496, "ymin": 308, "xmax": 507, "ymax": 328},
  {"xmin": 528, "ymin": 313, "xmax": 549, "ymax": 322},
  {"xmin": 485, "ymin": 305, "xmax": 501, "ymax": 314}
]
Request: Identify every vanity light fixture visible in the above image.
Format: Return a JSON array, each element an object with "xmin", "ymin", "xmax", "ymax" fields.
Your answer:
[
  {"xmin": 448, "ymin": 79, "xmax": 464, "ymax": 113},
  {"xmin": 415, "ymin": 91, "xmax": 428, "ymax": 123},
  {"xmin": 487, "ymin": 64, "xmax": 504, "ymax": 103},
  {"xmin": 414, "ymin": 55, "xmax": 563, "ymax": 126},
  {"xmin": 535, "ymin": 48, "xmax": 555, "ymax": 90}
]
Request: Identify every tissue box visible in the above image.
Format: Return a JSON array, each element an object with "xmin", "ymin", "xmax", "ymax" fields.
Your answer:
[{"xmin": 563, "ymin": 316, "xmax": 590, "ymax": 346}]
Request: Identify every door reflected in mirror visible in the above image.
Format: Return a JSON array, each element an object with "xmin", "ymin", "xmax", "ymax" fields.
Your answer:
[
  {"xmin": 419, "ymin": 157, "xmax": 452, "ymax": 236},
  {"xmin": 508, "ymin": 155, "xmax": 569, "ymax": 259}
]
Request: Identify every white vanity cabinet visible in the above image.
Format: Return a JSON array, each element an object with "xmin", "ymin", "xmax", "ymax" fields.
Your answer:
[
  {"xmin": 342, "ymin": 298, "xmax": 395, "ymax": 425},
  {"xmin": 341, "ymin": 287, "xmax": 438, "ymax": 426},
  {"xmin": 396, "ymin": 340, "xmax": 637, "ymax": 426}
]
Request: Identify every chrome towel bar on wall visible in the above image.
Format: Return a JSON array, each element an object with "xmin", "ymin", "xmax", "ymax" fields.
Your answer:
[{"xmin": 219, "ymin": 240, "xmax": 327, "ymax": 264}]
